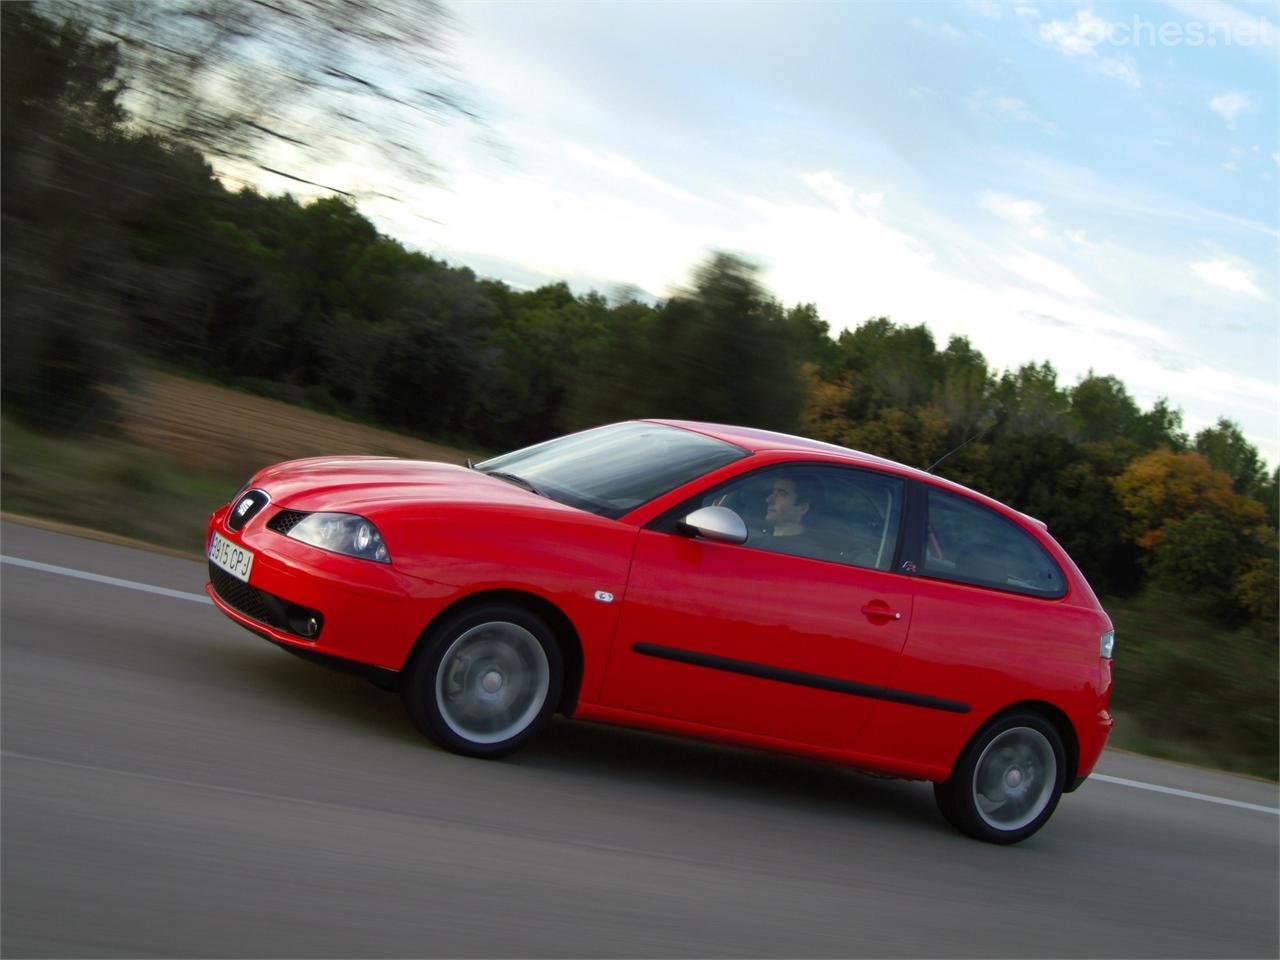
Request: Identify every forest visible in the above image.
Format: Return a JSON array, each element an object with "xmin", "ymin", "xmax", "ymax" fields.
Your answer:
[{"xmin": 3, "ymin": 4, "xmax": 1276, "ymax": 775}]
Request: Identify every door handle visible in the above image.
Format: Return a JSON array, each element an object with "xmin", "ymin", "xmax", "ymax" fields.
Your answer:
[{"xmin": 860, "ymin": 602, "xmax": 902, "ymax": 621}]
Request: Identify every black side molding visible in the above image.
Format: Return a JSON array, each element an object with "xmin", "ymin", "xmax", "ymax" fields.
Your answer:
[{"xmin": 632, "ymin": 642, "xmax": 970, "ymax": 714}]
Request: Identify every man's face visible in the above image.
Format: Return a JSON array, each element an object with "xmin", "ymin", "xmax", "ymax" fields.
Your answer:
[{"xmin": 765, "ymin": 478, "xmax": 807, "ymax": 528}]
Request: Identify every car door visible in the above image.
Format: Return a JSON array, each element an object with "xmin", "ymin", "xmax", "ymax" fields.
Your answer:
[
  {"xmin": 599, "ymin": 463, "xmax": 914, "ymax": 749},
  {"xmin": 853, "ymin": 482, "xmax": 1093, "ymax": 772}
]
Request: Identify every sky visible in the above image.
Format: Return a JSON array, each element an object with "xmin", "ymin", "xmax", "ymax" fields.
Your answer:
[{"xmin": 244, "ymin": 0, "xmax": 1279, "ymax": 466}]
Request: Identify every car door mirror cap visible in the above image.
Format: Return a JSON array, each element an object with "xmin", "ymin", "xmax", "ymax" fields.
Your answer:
[{"xmin": 678, "ymin": 506, "xmax": 748, "ymax": 545}]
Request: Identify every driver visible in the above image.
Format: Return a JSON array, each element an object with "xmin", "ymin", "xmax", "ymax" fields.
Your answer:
[{"xmin": 762, "ymin": 475, "xmax": 827, "ymax": 558}]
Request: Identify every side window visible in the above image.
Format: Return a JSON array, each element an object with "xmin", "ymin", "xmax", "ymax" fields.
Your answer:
[
  {"xmin": 922, "ymin": 488, "xmax": 1066, "ymax": 598},
  {"xmin": 668, "ymin": 464, "xmax": 905, "ymax": 571}
]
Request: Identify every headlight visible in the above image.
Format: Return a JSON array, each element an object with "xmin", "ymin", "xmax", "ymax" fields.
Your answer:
[
  {"xmin": 287, "ymin": 513, "xmax": 391, "ymax": 563},
  {"xmin": 1100, "ymin": 630, "xmax": 1115, "ymax": 659}
]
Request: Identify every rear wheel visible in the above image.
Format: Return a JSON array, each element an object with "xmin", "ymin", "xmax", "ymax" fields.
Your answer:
[
  {"xmin": 935, "ymin": 713, "xmax": 1066, "ymax": 844},
  {"xmin": 403, "ymin": 603, "xmax": 563, "ymax": 759}
]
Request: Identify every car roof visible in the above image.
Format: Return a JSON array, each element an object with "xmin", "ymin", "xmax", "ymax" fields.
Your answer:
[
  {"xmin": 646, "ymin": 419, "xmax": 924, "ymax": 473},
  {"xmin": 645, "ymin": 419, "xmax": 1049, "ymax": 531}
]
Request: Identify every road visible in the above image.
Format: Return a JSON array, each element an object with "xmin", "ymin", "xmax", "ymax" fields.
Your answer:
[{"xmin": 2, "ymin": 519, "xmax": 1277, "ymax": 958}]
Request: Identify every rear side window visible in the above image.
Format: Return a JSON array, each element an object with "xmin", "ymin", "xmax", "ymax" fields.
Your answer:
[{"xmin": 922, "ymin": 488, "xmax": 1066, "ymax": 598}]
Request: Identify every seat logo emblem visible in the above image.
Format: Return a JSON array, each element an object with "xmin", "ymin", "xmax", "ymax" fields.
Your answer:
[
  {"xmin": 593, "ymin": 590, "xmax": 614, "ymax": 603},
  {"xmin": 236, "ymin": 497, "xmax": 255, "ymax": 516}
]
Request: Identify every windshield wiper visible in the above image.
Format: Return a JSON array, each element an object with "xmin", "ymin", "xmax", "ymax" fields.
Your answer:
[{"xmin": 484, "ymin": 470, "xmax": 544, "ymax": 497}]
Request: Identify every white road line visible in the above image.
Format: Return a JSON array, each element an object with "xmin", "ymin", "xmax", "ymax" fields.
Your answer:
[
  {"xmin": 1091, "ymin": 774, "xmax": 1279, "ymax": 815},
  {"xmin": 0, "ymin": 555, "xmax": 212, "ymax": 605}
]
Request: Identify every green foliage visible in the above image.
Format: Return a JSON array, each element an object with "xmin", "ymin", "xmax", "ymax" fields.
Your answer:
[
  {"xmin": 994, "ymin": 362, "xmax": 1069, "ymax": 437},
  {"xmin": 1, "ymin": 4, "xmax": 133, "ymax": 432},
  {"xmin": 1195, "ymin": 417, "xmax": 1269, "ymax": 500},
  {"xmin": 1108, "ymin": 589, "xmax": 1278, "ymax": 779},
  {"xmin": 1150, "ymin": 513, "xmax": 1245, "ymax": 618},
  {"xmin": 1069, "ymin": 374, "xmax": 1144, "ymax": 443},
  {"xmin": 571, "ymin": 254, "xmax": 805, "ymax": 433}
]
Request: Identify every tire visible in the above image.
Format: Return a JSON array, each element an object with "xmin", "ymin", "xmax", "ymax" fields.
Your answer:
[
  {"xmin": 934, "ymin": 712, "xmax": 1066, "ymax": 844},
  {"xmin": 402, "ymin": 602, "xmax": 564, "ymax": 759}
]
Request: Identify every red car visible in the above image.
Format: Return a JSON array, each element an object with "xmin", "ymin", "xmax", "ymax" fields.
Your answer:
[{"xmin": 206, "ymin": 420, "xmax": 1114, "ymax": 843}]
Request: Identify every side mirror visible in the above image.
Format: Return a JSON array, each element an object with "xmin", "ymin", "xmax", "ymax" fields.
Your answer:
[{"xmin": 678, "ymin": 505, "xmax": 748, "ymax": 545}]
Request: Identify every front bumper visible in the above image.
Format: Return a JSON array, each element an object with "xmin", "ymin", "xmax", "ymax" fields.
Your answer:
[{"xmin": 206, "ymin": 504, "xmax": 443, "ymax": 671}]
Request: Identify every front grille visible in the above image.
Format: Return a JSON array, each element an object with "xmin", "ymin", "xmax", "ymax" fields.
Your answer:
[
  {"xmin": 268, "ymin": 509, "xmax": 308, "ymax": 535},
  {"xmin": 208, "ymin": 562, "xmax": 324, "ymax": 640},
  {"xmin": 226, "ymin": 489, "xmax": 271, "ymax": 531}
]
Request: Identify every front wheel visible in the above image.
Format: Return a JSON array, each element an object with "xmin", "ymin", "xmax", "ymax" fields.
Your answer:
[
  {"xmin": 935, "ymin": 713, "xmax": 1066, "ymax": 844},
  {"xmin": 403, "ymin": 603, "xmax": 563, "ymax": 759}
]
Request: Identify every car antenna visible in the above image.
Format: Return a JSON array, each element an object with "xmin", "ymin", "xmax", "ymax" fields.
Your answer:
[{"xmin": 925, "ymin": 414, "xmax": 1002, "ymax": 474}]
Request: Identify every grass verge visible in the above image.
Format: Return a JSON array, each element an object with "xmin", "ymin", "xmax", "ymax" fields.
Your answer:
[
  {"xmin": 2, "ymin": 416, "xmax": 242, "ymax": 553},
  {"xmin": 1104, "ymin": 589, "xmax": 1277, "ymax": 780}
]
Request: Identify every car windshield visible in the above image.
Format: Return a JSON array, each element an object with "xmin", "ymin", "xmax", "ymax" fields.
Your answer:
[{"xmin": 476, "ymin": 422, "xmax": 748, "ymax": 519}]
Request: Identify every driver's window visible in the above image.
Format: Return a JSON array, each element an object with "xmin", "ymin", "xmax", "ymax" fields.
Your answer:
[{"xmin": 691, "ymin": 465, "xmax": 904, "ymax": 571}]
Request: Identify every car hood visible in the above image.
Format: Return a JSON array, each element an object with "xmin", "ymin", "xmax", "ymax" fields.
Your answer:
[{"xmin": 252, "ymin": 456, "xmax": 565, "ymax": 517}]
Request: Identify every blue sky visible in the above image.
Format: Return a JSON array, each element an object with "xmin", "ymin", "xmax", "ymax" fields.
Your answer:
[{"xmin": 245, "ymin": 0, "xmax": 1278, "ymax": 464}]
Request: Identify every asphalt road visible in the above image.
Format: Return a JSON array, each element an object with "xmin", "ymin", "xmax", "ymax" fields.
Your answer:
[{"xmin": 2, "ymin": 519, "xmax": 1277, "ymax": 958}]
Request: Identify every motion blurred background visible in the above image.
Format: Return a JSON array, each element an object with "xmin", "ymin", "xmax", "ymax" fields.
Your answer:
[{"xmin": 1, "ymin": 1, "xmax": 1276, "ymax": 778}]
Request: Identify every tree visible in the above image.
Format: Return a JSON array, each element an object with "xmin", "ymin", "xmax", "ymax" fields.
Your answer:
[
  {"xmin": 1194, "ymin": 418, "xmax": 1268, "ymax": 500},
  {"xmin": 834, "ymin": 318, "xmax": 944, "ymax": 417},
  {"xmin": 567, "ymin": 296, "xmax": 661, "ymax": 429},
  {"xmin": 575, "ymin": 253, "xmax": 805, "ymax": 433},
  {"xmin": 933, "ymin": 335, "xmax": 993, "ymax": 442},
  {"xmin": 1, "ymin": 4, "xmax": 134, "ymax": 430},
  {"xmin": 1068, "ymin": 373, "xmax": 1144, "ymax": 444},
  {"xmin": 1136, "ymin": 397, "xmax": 1187, "ymax": 451},
  {"xmin": 1112, "ymin": 449, "xmax": 1264, "ymax": 549},
  {"xmin": 49, "ymin": 0, "xmax": 470, "ymax": 198},
  {"xmin": 993, "ymin": 362, "xmax": 1068, "ymax": 437},
  {"xmin": 1114, "ymin": 449, "xmax": 1271, "ymax": 620},
  {"xmin": 780, "ymin": 303, "xmax": 839, "ymax": 369}
]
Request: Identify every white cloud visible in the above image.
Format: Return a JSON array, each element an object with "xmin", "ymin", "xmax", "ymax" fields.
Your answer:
[
  {"xmin": 802, "ymin": 171, "xmax": 856, "ymax": 212},
  {"xmin": 968, "ymin": 88, "xmax": 1061, "ymax": 135},
  {"xmin": 1066, "ymin": 229, "xmax": 1092, "ymax": 246},
  {"xmin": 980, "ymin": 191, "xmax": 1046, "ymax": 224},
  {"xmin": 1222, "ymin": 160, "xmax": 1239, "ymax": 172},
  {"xmin": 1273, "ymin": 151, "xmax": 1280, "ymax": 167},
  {"xmin": 1209, "ymin": 92, "xmax": 1252, "ymax": 129},
  {"xmin": 1191, "ymin": 259, "xmax": 1265, "ymax": 298},
  {"xmin": 560, "ymin": 143, "xmax": 702, "ymax": 203},
  {"xmin": 1040, "ymin": 11, "xmax": 1142, "ymax": 86},
  {"xmin": 1098, "ymin": 56, "xmax": 1141, "ymax": 88},
  {"xmin": 995, "ymin": 250, "xmax": 1097, "ymax": 299},
  {"xmin": 856, "ymin": 191, "xmax": 885, "ymax": 210},
  {"xmin": 1040, "ymin": 10, "xmax": 1110, "ymax": 55},
  {"xmin": 1014, "ymin": 4, "xmax": 1041, "ymax": 16},
  {"xmin": 966, "ymin": 0, "xmax": 1004, "ymax": 19}
]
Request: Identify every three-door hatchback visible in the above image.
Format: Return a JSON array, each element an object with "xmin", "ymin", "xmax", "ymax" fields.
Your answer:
[{"xmin": 207, "ymin": 420, "xmax": 1114, "ymax": 843}]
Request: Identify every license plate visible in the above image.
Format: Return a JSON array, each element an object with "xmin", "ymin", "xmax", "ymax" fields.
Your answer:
[{"xmin": 209, "ymin": 531, "xmax": 254, "ymax": 583}]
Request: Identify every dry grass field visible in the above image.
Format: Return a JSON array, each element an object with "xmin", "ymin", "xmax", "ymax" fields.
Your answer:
[{"xmin": 115, "ymin": 372, "xmax": 475, "ymax": 472}]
